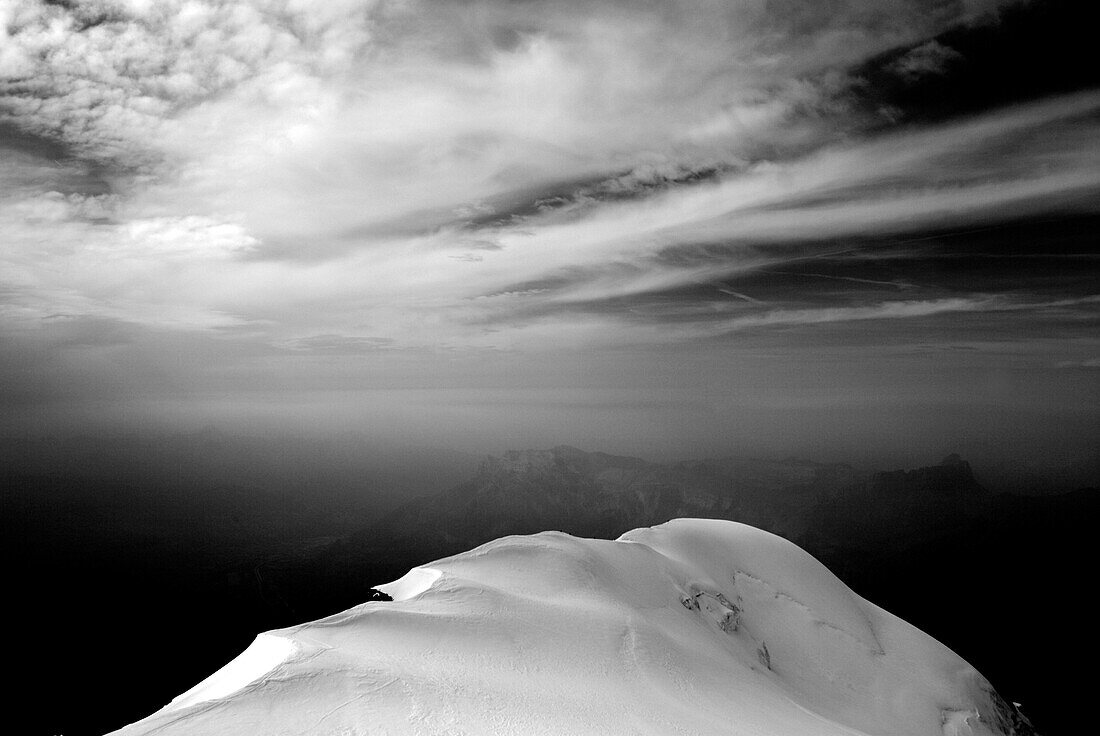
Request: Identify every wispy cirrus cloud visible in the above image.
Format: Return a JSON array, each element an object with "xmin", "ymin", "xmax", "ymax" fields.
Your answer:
[
  {"xmin": 3, "ymin": 88, "xmax": 1098, "ymax": 350},
  {"xmin": 698, "ymin": 295, "xmax": 1100, "ymax": 337}
]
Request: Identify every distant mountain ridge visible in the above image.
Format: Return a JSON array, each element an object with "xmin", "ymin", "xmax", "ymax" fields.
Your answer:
[
  {"xmin": 805, "ymin": 452, "xmax": 992, "ymax": 553},
  {"xmin": 356, "ymin": 445, "xmax": 987, "ymax": 559}
]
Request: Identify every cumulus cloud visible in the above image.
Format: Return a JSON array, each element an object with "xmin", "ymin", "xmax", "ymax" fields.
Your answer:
[
  {"xmin": 1, "ymin": 0, "xmax": 1016, "ymax": 198},
  {"xmin": 0, "ymin": 187, "xmax": 257, "ymax": 329},
  {"xmin": 0, "ymin": 0, "xmax": 373, "ymax": 167}
]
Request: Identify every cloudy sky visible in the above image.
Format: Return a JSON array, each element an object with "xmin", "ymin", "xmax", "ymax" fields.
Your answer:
[{"xmin": 2, "ymin": 0, "xmax": 1097, "ymax": 468}]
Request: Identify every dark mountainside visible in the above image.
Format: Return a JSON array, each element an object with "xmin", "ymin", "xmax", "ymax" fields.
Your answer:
[
  {"xmin": 3, "ymin": 431, "xmax": 479, "ymax": 736},
  {"xmin": 6, "ymin": 438, "xmax": 1095, "ymax": 735}
]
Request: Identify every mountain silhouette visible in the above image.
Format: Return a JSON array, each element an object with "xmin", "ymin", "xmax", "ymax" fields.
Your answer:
[{"xmin": 352, "ymin": 446, "xmax": 1002, "ymax": 562}]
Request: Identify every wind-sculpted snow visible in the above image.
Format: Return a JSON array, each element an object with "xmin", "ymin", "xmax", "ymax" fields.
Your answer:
[
  {"xmin": 376, "ymin": 567, "xmax": 443, "ymax": 602},
  {"xmin": 112, "ymin": 519, "xmax": 1032, "ymax": 736},
  {"xmin": 165, "ymin": 633, "xmax": 299, "ymax": 712}
]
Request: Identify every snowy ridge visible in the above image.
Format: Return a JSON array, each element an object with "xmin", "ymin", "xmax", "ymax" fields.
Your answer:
[
  {"xmin": 111, "ymin": 519, "xmax": 1031, "ymax": 736},
  {"xmin": 165, "ymin": 633, "xmax": 299, "ymax": 712}
]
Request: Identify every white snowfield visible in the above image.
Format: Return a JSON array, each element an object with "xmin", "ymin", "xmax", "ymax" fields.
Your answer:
[{"xmin": 111, "ymin": 519, "xmax": 1022, "ymax": 736}]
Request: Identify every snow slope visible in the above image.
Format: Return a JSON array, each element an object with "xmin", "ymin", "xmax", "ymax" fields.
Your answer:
[{"xmin": 111, "ymin": 519, "xmax": 1031, "ymax": 736}]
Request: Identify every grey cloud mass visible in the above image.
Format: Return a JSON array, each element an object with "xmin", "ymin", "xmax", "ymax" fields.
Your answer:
[{"xmin": 1, "ymin": 0, "xmax": 1097, "ymax": 467}]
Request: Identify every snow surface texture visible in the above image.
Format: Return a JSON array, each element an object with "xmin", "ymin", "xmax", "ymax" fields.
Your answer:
[{"xmin": 112, "ymin": 519, "xmax": 1028, "ymax": 736}]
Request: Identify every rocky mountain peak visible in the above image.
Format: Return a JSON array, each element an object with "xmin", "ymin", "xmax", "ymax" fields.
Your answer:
[{"xmin": 940, "ymin": 452, "xmax": 965, "ymax": 466}]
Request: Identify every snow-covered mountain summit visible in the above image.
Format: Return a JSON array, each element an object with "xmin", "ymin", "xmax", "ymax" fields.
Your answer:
[{"xmin": 112, "ymin": 519, "xmax": 1032, "ymax": 736}]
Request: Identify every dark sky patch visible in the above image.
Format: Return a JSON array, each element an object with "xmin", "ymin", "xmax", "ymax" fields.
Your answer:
[
  {"xmin": 0, "ymin": 123, "xmax": 114, "ymax": 196},
  {"xmin": 854, "ymin": 0, "xmax": 1100, "ymax": 124},
  {"xmin": 474, "ymin": 210, "xmax": 1099, "ymax": 334}
]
